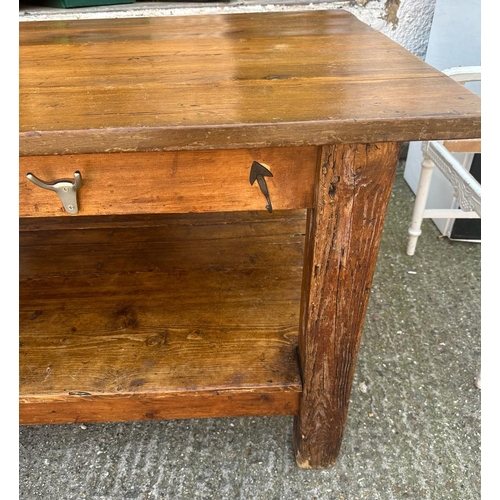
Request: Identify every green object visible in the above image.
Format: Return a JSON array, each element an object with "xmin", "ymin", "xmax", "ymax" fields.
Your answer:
[{"xmin": 31, "ymin": 0, "xmax": 136, "ymax": 8}]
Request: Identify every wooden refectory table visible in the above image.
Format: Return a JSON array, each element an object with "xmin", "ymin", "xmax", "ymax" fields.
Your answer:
[{"xmin": 19, "ymin": 10, "xmax": 481, "ymax": 468}]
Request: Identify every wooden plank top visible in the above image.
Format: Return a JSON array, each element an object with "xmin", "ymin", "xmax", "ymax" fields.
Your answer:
[{"xmin": 19, "ymin": 9, "xmax": 481, "ymax": 156}]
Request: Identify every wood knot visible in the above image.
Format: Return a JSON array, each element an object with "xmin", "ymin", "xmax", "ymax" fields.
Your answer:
[{"xmin": 111, "ymin": 305, "xmax": 139, "ymax": 330}]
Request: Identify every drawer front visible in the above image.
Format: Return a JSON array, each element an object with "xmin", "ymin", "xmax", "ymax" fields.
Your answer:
[{"xmin": 20, "ymin": 147, "xmax": 318, "ymax": 218}]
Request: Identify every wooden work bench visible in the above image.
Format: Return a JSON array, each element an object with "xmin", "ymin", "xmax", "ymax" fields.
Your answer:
[{"xmin": 19, "ymin": 10, "xmax": 481, "ymax": 468}]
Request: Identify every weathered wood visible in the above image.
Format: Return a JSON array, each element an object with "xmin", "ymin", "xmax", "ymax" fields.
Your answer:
[
  {"xmin": 293, "ymin": 142, "xmax": 400, "ymax": 468},
  {"xmin": 20, "ymin": 147, "xmax": 317, "ymax": 217},
  {"xmin": 19, "ymin": 211, "xmax": 305, "ymax": 424},
  {"xmin": 19, "ymin": 7, "xmax": 482, "ymax": 468},
  {"xmin": 442, "ymin": 139, "xmax": 481, "ymax": 153},
  {"xmin": 19, "ymin": 10, "xmax": 480, "ymax": 156},
  {"xmin": 20, "ymin": 392, "xmax": 300, "ymax": 426},
  {"xmin": 19, "ymin": 210, "xmax": 307, "ymax": 277}
]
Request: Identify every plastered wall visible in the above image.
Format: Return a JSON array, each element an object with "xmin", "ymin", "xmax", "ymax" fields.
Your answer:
[{"xmin": 348, "ymin": 0, "xmax": 437, "ymax": 57}]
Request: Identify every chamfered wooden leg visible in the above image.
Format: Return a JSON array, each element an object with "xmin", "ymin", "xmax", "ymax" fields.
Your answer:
[{"xmin": 293, "ymin": 142, "xmax": 400, "ymax": 468}]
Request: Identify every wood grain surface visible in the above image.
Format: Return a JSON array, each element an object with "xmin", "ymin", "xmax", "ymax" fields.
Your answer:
[
  {"xmin": 19, "ymin": 9, "xmax": 481, "ymax": 467},
  {"xmin": 293, "ymin": 142, "xmax": 400, "ymax": 468},
  {"xmin": 19, "ymin": 147, "xmax": 318, "ymax": 217},
  {"xmin": 20, "ymin": 10, "xmax": 480, "ymax": 156},
  {"xmin": 19, "ymin": 211, "xmax": 305, "ymax": 424}
]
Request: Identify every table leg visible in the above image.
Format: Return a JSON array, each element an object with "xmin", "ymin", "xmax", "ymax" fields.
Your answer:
[{"xmin": 293, "ymin": 142, "xmax": 400, "ymax": 468}]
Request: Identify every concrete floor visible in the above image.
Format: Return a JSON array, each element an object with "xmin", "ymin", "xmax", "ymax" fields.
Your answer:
[{"xmin": 19, "ymin": 161, "xmax": 481, "ymax": 499}]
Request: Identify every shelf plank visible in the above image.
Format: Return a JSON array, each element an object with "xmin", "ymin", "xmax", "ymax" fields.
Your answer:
[
  {"xmin": 20, "ymin": 211, "xmax": 305, "ymax": 424},
  {"xmin": 20, "ymin": 210, "xmax": 306, "ymax": 277}
]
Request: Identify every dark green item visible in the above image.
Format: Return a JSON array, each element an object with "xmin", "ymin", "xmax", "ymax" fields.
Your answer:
[{"xmin": 30, "ymin": 0, "xmax": 136, "ymax": 8}]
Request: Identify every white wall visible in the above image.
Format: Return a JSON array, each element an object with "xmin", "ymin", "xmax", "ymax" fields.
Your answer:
[{"xmin": 349, "ymin": 0, "xmax": 437, "ymax": 58}]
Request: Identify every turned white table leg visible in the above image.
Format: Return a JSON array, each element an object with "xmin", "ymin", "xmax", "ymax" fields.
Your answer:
[{"xmin": 407, "ymin": 156, "xmax": 435, "ymax": 256}]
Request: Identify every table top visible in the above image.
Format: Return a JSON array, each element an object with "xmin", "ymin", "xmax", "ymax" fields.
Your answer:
[{"xmin": 19, "ymin": 9, "xmax": 481, "ymax": 156}]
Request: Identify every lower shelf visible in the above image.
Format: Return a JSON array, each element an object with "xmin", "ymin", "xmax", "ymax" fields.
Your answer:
[{"xmin": 19, "ymin": 210, "xmax": 306, "ymax": 424}]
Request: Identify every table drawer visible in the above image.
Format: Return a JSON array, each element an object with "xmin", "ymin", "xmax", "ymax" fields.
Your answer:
[{"xmin": 19, "ymin": 147, "xmax": 318, "ymax": 218}]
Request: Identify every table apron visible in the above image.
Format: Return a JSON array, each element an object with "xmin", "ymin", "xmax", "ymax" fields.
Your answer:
[{"xmin": 19, "ymin": 147, "xmax": 318, "ymax": 217}]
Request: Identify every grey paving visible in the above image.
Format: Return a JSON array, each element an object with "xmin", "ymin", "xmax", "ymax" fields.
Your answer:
[{"xmin": 19, "ymin": 161, "xmax": 481, "ymax": 499}]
